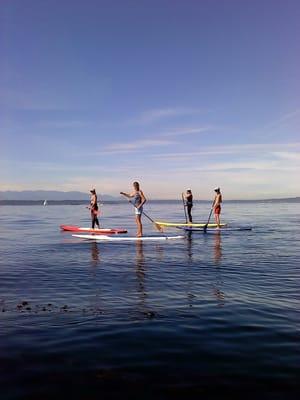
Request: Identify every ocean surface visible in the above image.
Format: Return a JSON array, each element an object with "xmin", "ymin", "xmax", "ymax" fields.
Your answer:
[{"xmin": 0, "ymin": 201, "xmax": 299, "ymax": 399}]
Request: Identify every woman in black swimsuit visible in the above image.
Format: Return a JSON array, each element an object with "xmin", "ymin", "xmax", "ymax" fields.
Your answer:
[
  {"xmin": 184, "ymin": 189, "xmax": 193, "ymax": 223},
  {"xmin": 89, "ymin": 188, "xmax": 100, "ymax": 229}
]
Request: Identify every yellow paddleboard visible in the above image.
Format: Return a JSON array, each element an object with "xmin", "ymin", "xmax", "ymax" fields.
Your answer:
[{"xmin": 155, "ymin": 221, "xmax": 227, "ymax": 228}]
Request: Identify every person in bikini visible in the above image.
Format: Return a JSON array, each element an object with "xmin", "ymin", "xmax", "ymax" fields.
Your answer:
[
  {"xmin": 89, "ymin": 188, "xmax": 100, "ymax": 229},
  {"xmin": 120, "ymin": 181, "xmax": 146, "ymax": 237},
  {"xmin": 212, "ymin": 187, "xmax": 222, "ymax": 229}
]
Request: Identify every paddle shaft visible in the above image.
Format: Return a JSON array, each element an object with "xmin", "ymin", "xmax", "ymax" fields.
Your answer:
[
  {"xmin": 181, "ymin": 193, "xmax": 188, "ymax": 223},
  {"xmin": 203, "ymin": 206, "xmax": 214, "ymax": 233},
  {"xmin": 128, "ymin": 200, "xmax": 153, "ymax": 223},
  {"xmin": 120, "ymin": 194, "xmax": 163, "ymax": 232}
]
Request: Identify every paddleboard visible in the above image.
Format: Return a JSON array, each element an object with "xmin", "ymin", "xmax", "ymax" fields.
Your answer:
[
  {"xmin": 72, "ymin": 234, "xmax": 184, "ymax": 241},
  {"xmin": 182, "ymin": 226, "xmax": 252, "ymax": 232},
  {"xmin": 155, "ymin": 221, "xmax": 227, "ymax": 228},
  {"xmin": 60, "ymin": 225, "xmax": 127, "ymax": 234}
]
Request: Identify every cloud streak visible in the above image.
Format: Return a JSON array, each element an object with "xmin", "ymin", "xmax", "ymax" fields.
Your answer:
[
  {"xmin": 101, "ymin": 138, "xmax": 176, "ymax": 154},
  {"xmin": 151, "ymin": 142, "xmax": 300, "ymax": 160},
  {"xmin": 94, "ymin": 125, "xmax": 211, "ymax": 156},
  {"xmin": 262, "ymin": 108, "xmax": 300, "ymax": 131},
  {"xmin": 161, "ymin": 126, "xmax": 212, "ymax": 137},
  {"xmin": 131, "ymin": 107, "xmax": 206, "ymax": 125}
]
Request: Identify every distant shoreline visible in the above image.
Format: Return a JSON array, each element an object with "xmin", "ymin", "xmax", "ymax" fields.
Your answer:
[
  {"xmin": 1, "ymin": 197, "xmax": 299, "ymax": 205},
  {"xmin": 1, "ymin": 191, "xmax": 299, "ymax": 203}
]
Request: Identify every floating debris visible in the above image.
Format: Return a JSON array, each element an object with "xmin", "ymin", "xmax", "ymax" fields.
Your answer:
[{"xmin": 143, "ymin": 311, "xmax": 156, "ymax": 318}]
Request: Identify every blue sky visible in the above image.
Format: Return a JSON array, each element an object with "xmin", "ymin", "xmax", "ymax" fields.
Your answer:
[{"xmin": 1, "ymin": 0, "xmax": 299, "ymax": 199}]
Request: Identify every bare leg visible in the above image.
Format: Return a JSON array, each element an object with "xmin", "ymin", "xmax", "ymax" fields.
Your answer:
[
  {"xmin": 136, "ymin": 215, "xmax": 143, "ymax": 237},
  {"xmin": 215, "ymin": 213, "xmax": 221, "ymax": 228}
]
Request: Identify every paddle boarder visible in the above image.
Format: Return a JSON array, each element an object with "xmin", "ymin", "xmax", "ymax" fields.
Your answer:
[
  {"xmin": 184, "ymin": 189, "xmax": 193, "ymax": 223},
  {"xmin": 212, "ymin": 187, "xmax": 222, "ymax": 228},
  {"xmin": 120, "ymin": 181, "xmax": 146, "ymax": 237},
  {"xmin": 89, "ymin": 188, "xmax": 100, "ymax": 229}
]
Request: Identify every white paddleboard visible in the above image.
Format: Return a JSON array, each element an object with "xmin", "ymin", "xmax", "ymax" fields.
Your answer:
[{"xmin": 72, "ymin": 234, "xmax": 184, "ymax": 241}]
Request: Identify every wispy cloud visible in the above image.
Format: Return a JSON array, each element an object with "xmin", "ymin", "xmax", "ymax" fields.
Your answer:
[
  {"xmin": 91, "ymin": 125, "xmax": 212, "ymax": 156},
  {"xmin": 131, "ymin": 107, "xmax": 206, "ymax": 125},
  {"xmin": 151, "ymin": 142, "xmax": 300, "ymax": 160},
  {"xmin": 271, "ymin": 151, "xmax": 300, "ymax": 161},
  {"xmin": 161, "ymin": 126, "xmax": 212, "ymax": 137},
  {"xmin": 263, "ymin": 108, "xmax": 300, "ymax": 131},
  {"xmin": 100, "ymin": 138, "xmax": 176, "ymax": 154}
]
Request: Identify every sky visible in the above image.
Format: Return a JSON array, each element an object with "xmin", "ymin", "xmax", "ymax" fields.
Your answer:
[{"xmin": 1, "ymin": 0, "xmax": 299, "ymax": 199}]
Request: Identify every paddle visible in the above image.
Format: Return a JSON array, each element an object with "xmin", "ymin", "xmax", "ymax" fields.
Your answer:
[
  {"xmin": 203, "ymin": 206, "xmax": 213, "ymax": 233},
  {"xmin": 181, "ymin": 192, "xmax": 188, "ymax": 223},
  {"xmin": 120, "ymin": 194, "xmax": 164, "ymax": 233}
]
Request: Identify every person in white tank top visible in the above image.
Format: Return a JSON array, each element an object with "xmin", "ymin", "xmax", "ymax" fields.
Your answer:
[{"xmin": 120, "ymin": 181, "xmax": 146, "ymax": 237}]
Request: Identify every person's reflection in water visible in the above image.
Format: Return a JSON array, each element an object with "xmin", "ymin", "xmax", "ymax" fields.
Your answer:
[
  {"xmin": 214, "ymin": 231, "xmax": 222, "ymax": 264},
  {"xmin": 213, "ymin": 232, "xmax": 225, "ymax": 306},
  {"xmin": 90, "ymin": 242, "xmax": 100, "ymax": 266},
  {"xmin": 213, "ymin": 285, "xmax": 225, "ymax": 307},
  {"xmin": 154, "ymin": 244, "xmax": 164, "ymax": 262},
  {"xmin": 184, "ymin": 232, "xmax": 196, "ymax": 308},
  {"xmin": 135, "ymin": 241, "xmax": 147, "ymax": 311},
  {"xmin": 88, "ymin": 242, "xmax": 101, "ymax": 312},
  {"xmin": 186, "ymin": 231, "xmax": 193, "ymax": 262}
]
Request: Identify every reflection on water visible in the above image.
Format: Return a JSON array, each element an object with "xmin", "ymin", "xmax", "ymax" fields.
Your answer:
[
  {"xmin": 135, "ymin": 241, "xmax": 147, "ymax": 309},
  {"xmin": 213, "ymin": 286, "xmax": 225, "ymax": 307},
  {"xmin": 186, "ymin": 231, "xmax": 193, "ymax": 261},
  {"xmin": 184, "ymin": 233, "xmax": 196, "ymax": 307},
  {"xmin": 90, "ymin": 242, "xmax": 100, "ymax": 266},
  {"xmin": 214, "ymin": 232, "xmax": 222, "ymax": 264},
  {"xmin": 213, "ymin": 233, "xmax": 225, "ymax": 306},
  {"xmin": 1, "ymin": 202, "xmax": 300, "ymax": 399},
  {"xmin": 154, "ymin": 243, "xmax": 164, "ymax": 261}
]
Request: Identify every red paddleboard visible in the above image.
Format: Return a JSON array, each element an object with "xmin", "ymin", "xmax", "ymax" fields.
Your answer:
[{"xmin": 60, "ymin": 225, "xmax": 127, "ymax": 234}]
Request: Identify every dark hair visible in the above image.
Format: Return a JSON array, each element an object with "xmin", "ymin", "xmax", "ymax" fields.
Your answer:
[{"xmin": 133, "ymin": 181, "xmax": 140, "ymax": 191}]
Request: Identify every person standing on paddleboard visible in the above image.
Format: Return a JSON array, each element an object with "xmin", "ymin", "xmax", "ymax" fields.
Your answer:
[
  {"xmin": 120, "ymin": 181, "xmax": 146, "ymax": 237},
  {"xmin": 184, "ymin": 189, "xmax": 193, "ymax": 223},
  {"xmin": 89, "ymin": 188, "xmax": 100, "ymax": 229},
  {"xmin": 212, "ymin": 187, "xmax": 222, "ymax": 229}
]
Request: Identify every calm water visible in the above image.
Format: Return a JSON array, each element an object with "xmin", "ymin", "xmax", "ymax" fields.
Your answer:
[{"xmin": 0, "ymin": 201, "xmax": 299, "ymax": 399}]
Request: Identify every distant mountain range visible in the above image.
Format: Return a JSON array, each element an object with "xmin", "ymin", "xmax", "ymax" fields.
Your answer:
[
  {"xmin": 0, "ymin": 191, "xmax": 299, "ymax": 203},
  {"xmin": 0, "ymin": 190, "xmax": 119, "ymax": 201}
]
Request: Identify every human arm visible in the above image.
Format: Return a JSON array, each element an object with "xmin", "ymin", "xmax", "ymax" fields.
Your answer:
[{"xmin": 120, "ymin": 191, "xmax": 134, "ymax": 199}]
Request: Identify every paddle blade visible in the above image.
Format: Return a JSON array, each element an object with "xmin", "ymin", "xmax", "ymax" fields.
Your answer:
[
  {"xmin": 203, "ymin": 208, "xmax": 213, "ymax": 233},
  {"xmin": 154, "ymin": 222, "xmax": 164, "ymax": 233}
]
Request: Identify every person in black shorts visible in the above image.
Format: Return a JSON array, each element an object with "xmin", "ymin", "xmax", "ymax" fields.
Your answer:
[
  {"xmin": 184, "ymin": 189, "xmax": 193, "ymax": 223},
  {"xmin": 89, "ymin": 188, "xmax": 100, "ymax": 229}
]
